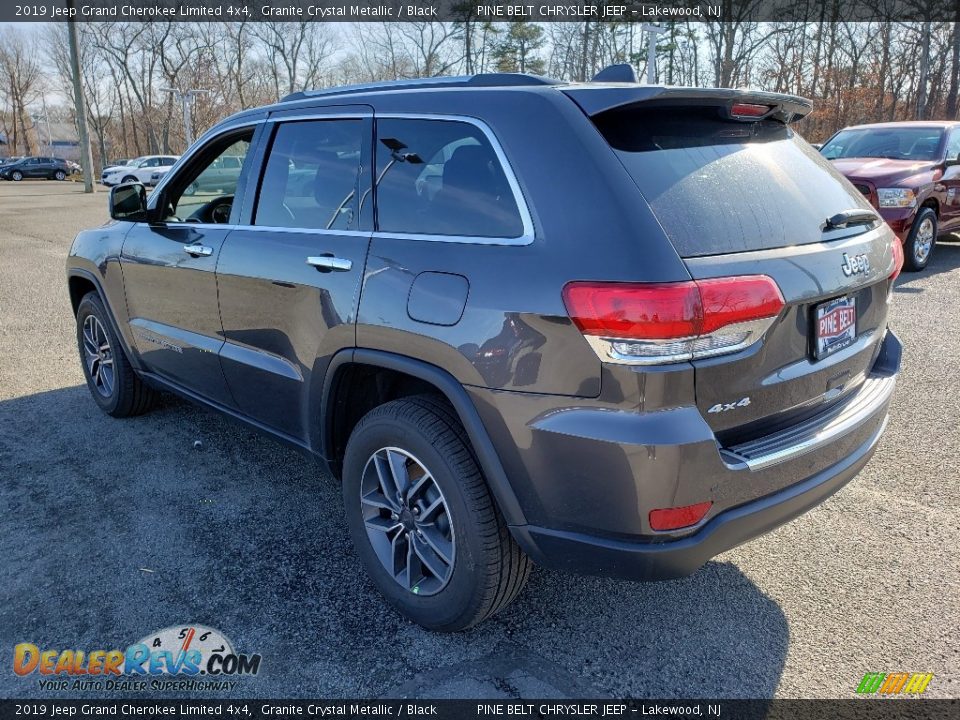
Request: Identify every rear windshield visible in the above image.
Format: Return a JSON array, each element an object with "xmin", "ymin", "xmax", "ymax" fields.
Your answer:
[{"xmin": 593, "ymin": 106, "xmax": 871, "ymax": 257}]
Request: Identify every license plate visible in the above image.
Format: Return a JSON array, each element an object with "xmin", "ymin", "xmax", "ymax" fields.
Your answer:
[{"xmin": 814, "ymin": 296, "xmax": 857, "ymax": 359}]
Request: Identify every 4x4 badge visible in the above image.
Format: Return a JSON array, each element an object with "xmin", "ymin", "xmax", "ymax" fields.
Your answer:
[
  {"xmin": 708, "ymin": 397, "xmax": 751, "ymax": 413},
  {"xmin": 841, "ymin": 252, "xmax": 870, "ymax": 276}
]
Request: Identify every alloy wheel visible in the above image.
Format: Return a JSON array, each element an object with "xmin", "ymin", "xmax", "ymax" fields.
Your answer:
[
  {"xmin": 82, "ymin": 315, "xmax": 115, "ymax": 397},
  {"xmin": 359, "ymin": 447, "xmax": 455, "ymax": 596},
  {"xmin": 914, "ymin": 217, "xmax": 934, "ymax": 265}
]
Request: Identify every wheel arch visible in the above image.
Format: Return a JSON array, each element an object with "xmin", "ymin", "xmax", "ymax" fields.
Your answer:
[
  {"xmin": 919, "ymin": 197, "xmax": 939, "ymax": 217},
  {"xmin": 67, "ymin": 268, "xmax": 142, "ymax": 371},
  {"xmin": 319, "ymin": 348, "xmax": 527, "ymax": 526}
]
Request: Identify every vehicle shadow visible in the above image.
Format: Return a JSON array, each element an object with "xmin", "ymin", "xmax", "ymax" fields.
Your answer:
[
  {"xmin": 893, "ymin": 234, "xmax": 960, "ymax": 292},
  {"xmin": 0, "ymin": 385, "xmax": 786, "ymax": 700}
]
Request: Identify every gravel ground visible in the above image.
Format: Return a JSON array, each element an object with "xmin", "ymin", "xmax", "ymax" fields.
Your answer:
[{"xmin": 0, "ymin": 182, "xmax": 957, "ymax": 700}]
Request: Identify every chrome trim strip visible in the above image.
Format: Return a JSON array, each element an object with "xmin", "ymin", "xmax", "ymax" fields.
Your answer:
[
  {"xmin": 219, "ymin": 341, "xmax": 303, "ymax": 382},
  {"xmin": 265, "ymin": 112, "xmax": 372, "ymax": 122},
  {"xmin": 231, "ymin": 225, "xmax": 367, "ymax": 238},
  {"xmin": 148, "ymin": 223, "xmax": 237, "ymax": 231},
  {"xmin": 582, "ymin": 317, "xmax": 777, "ymax": 366},
  {"xmin": 722, "ymin": 373, "xmax": 896, "ymax": 471}
]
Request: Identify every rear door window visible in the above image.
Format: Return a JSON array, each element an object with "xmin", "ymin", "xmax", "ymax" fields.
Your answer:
[
  {"xmin": 254, "ymin": 119, "xmax": 362, "ymax": 231},
  {"xmin": 592, "ymin": 106, "xmax": 871, "ymax": 257},
  {"xmin": 374, "ymin": 118, "xmax": 525, "ymax": 239}
]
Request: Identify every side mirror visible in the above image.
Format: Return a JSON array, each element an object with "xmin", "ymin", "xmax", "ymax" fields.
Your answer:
[{"xmin": 109, "ymin": 182, "xmax": 148, "ymax": 221}]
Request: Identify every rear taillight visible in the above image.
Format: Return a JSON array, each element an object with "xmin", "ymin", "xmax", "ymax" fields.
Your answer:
[
  {"xmin": 563, "ymin": 276, "xmax": 785, "ymax": 365},
  {"xmin": 649, "ymin": 501, "xmax": 713, "ymax": 531},
  {"xmin": 890, "ymin": 239, "xmax": 904, "ymax": 280},
  {"xmin": 730, "ymin": 103, "xmax": 771, "ymax": 118}
]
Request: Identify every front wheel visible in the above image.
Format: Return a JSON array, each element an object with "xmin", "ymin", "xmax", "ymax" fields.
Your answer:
[
  {"xmin": 10, "ymin": 170, "xmax": 22, "ymax": 181},
  {"xmin": 342, "ymin": 395, "xmax": 531, "ymax": 632},
  {"xmin": 75, "ymin": 292, "xmax": 157, "ymax": 417},
  {"xmin": 122, "ymin": 175, "xmax": 138, "ymax": 184},
  {"xmin": 903, "ymin": 208, "xmax": 937, "ymax": 272}
]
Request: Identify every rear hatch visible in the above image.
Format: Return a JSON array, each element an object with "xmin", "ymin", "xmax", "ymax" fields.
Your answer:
[{"xmin": 565, "ymin": 85, "xmax": 897, "ymax": 439}]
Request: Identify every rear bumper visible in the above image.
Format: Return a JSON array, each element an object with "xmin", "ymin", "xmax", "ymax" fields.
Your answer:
[
  {"xmin": 500, "ymin": 329, "xmax": 901, "ymax": 581},
  {"xmin": 512, "ymin": 414, "xmax": 886, "ymax": 580}
]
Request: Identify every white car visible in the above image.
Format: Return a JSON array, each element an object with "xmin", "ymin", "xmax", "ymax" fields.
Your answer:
[{"xmin": 101, "ymin": 155, "xmax": 179, "ymax": 186}]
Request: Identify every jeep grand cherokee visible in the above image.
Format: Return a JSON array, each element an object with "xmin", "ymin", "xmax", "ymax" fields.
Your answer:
[{"xmin": 67, "ymin": 70, "xmax": 902, "ymax": 631}]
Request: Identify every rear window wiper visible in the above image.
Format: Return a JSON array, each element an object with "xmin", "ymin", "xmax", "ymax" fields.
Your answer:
[{"xmin": 825, "ymin": 209, "xmax": 879, "ymax": 230}]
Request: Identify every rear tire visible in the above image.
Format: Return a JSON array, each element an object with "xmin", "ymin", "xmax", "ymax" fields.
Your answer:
[
  {"xmin": 54, "ymin": 169, "xmax": 66, "ymax": 181},
  {"xmin": 903, "ymin": 207, "xmax": 937, "ymax": 272},
  {"xmin": 342, "ymin": 395, "xmax": 531, "ymax": 631},
  {"xmin": 75, "ymin": 292, "xmax": 157, "ymax": 418}
]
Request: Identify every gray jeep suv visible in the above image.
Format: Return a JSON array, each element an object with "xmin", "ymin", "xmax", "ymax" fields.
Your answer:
[{"xmin": 67, "ymin": 71, "xmax": 902, "ymax": 631}]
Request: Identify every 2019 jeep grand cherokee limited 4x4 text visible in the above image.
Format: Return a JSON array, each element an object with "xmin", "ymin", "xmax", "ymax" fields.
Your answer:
[{"xmin": 67, "ymin": 71, "xmax": 902, "ymax": 631}]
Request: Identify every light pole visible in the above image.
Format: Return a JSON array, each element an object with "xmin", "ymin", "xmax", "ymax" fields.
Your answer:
[
  {"xmin": 641, "ymin": 24, "xmax": 667, "ymax": 85},
  {"xmin": 30, "ymin": 112, "xmax": 51, "ymax": 155},
  {"xmin": 160, "ymin": 87, "xmax": 208, "ymax": 149},
  {"xmin": 66, "ymin": 0, "xmax": 95, "ymax": 193}
]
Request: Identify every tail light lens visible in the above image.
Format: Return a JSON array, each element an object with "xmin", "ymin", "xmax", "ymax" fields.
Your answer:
[
  {"xmin": 649, "ymin": 501, "xmax": 713, "ymax": 531},
  {"xmin": 563, "ymin": 276, "xmax": 785, "ymax": 365},
  {"xmin": 890, "ymin": 238, "xmax": 904, "ymax": 280}
]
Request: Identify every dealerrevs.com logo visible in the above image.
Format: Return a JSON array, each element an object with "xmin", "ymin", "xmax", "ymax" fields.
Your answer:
[{"xmin": 13, "ymin": 624, "xmax": 261, "ymax": 692}]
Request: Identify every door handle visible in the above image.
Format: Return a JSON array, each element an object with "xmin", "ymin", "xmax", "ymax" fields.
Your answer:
[
  {"xmin": 307, "ymin": 255, "xmax": 352, "ymax": 272},
  {"xmin": 183, "ymin": 244, "xmax": 213, "ymax": 257}
]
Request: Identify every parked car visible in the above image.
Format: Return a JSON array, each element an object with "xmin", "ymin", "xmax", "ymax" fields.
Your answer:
[
  {"xmin": 67, "ymin": 72, "xmax": 902, "ymax": 631},
  {"xmin": 151, "ymin": 154, "xmax": 243, "ymax": 192},
  {"xmin": 101, "ymin": 155, "xmax": 179, "ymax": 186},
  {"xmin": 821, "ymin": 121, "xmax": 960, "ymax": 271},
  {"xmin": 0, "ymin": 156, "xmax": 71, "ymax": 181}
]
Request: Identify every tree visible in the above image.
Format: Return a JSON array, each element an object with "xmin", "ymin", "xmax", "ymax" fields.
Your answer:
[
  {"xmin": 492, "ymin": 22, "xmax": 545, "ymax": 74},
  {"xmin": 0, "ymin": 27, "xmax": 43, "ymax": 155}
]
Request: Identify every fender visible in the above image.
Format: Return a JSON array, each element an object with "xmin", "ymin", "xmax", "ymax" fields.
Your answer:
[
  {"xmin": 320, "ymin": 348, "xmax": 528, "ymax": 527},
  {"xmin": 66, "ymin": 268, "xmax": 144, "ymax": 372}
]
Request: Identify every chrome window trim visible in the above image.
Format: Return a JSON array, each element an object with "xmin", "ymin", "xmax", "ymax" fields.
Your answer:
[
  {"xmin": 238, "ymin": 111, "xmax": 535, "ymax": 245},
  {"xmin": 232, "ymin": 225, "xmax": 369, "ymax": 238},
  {"xmin": 373, "ymin": 113, "xmax": 535, "ymax": 246},
  {"xmin": 150, "ymin": 118, "xmax": 266, "ymax": 199},
  {"xmin": 265, "ymin": 112, "xmax": 372, "ymax": 122},
  {"xmin": 149, "ymin": 223, "xmax": 239, "ymax": 232}
]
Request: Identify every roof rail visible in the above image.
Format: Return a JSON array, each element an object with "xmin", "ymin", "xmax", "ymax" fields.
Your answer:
[{"xmin": 281, "ymin": 73, "xmax": 560, "ymax": 103}]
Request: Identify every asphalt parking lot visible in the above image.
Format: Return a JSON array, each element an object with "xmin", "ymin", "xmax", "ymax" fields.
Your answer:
[{"xmin": 0, "ymin": 181, "xmax": 957, "ymax": 700}]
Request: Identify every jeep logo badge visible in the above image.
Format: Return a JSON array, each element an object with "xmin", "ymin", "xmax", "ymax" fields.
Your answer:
[{"xmin": 841, "ymin": 252, "xmax": 870, "ymax": 276}]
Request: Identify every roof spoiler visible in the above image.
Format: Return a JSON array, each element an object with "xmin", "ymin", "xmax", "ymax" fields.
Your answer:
[{"xmin": 562, "ymin": 85, "xmax": 812, "ymax": 124}]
